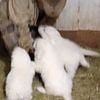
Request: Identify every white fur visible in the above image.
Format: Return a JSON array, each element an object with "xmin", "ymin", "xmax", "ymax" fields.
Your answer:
[
  {"xmin": 38, "ymin": 25, "xmax": 99, "ymax": 79},
  {"xmin": 34, "ymin": 38, "xmax": 73, "ymax": 100},
  {"xmin": 6, "ymin": 47, "xmax": 35, "ymax": 100}
]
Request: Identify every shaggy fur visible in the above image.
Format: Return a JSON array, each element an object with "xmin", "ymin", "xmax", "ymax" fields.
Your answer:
[
  {"xmin": 38, "ymin": 25, "xmax": 100, "ymax": 79},
  {"xmin": 34, "ymin": 38, "xmax": 73, "ymax": 100},
  {"xmin": 6, "ymin": 47, "xmax": 35, "ymax": 100}
]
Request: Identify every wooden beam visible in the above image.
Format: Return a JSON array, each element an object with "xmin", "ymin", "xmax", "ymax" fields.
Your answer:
[{"xmin": 60, "ymin": 31, "xmax": 100, "ymax": 48}]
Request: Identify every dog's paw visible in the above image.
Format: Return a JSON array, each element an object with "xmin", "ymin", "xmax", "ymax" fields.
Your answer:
[
  {"xmin": 83, "ymin": 61, "xmax": 90, "ymax": 68},
  {"xmin": 36, "ymin": 86, "xmax": 46, "ymax": 94}
]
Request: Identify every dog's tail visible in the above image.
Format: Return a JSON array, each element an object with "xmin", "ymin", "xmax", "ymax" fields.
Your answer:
[
  {"xmin": 80, "ymin": 48, "xmax": 100, "ymax": 57},
  {"xmin": 80, "ymin": 56, "xmax": 90, "ymax": 68}
]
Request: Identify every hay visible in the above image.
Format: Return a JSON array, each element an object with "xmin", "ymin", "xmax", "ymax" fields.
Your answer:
[{"xmin": 0, "ymin": 49, "xmax": 100, "ymax": 100}]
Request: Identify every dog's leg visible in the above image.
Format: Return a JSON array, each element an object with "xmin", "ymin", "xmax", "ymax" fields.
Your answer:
[
  {"xmin": 63, "ymin": 94, "xmax": 72, "ymax": 100},
  {"xmin": 24, "ymin": 96, "xmax": 32, "ymax": 100},
  {"xmin": 80, "ymin": 56, "xmax": 90, "ymax": 68},
  {"xmin": 65, "ymin": 62, "xmax": 79, "ymax": 79},
  {"xmin": 36, "ymin": 86, "xmax": 46, "ymax": 94}
]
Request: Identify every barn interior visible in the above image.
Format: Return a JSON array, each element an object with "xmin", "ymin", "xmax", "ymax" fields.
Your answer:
[{"xmin": 0, "ymin": 0, "xmax": 100, "ymax": 100}]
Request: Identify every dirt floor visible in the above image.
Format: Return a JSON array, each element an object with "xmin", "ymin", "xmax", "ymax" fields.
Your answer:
[{"xmin": 0, "ymin": 47, "xmax": 100, "ymax": 100}]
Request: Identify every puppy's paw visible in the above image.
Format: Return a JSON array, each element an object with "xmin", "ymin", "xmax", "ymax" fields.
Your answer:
[
  {"xmin": 82, "ymin": 60, "xmax": 90, "ymax": 68},
  {"xmin": 36, "ymin": 86, "xmax": 46, "ymax": 94},
  {"xmin": 85, "ymin": 62, "xmax": 90, "ymax": 68},
  {"xmin": 80, "ymin": 56, "xmax": 90, "ymax": 68}
]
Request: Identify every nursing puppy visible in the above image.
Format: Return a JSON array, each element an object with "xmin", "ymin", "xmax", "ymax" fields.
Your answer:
[
  {"xmin": 38, "ymin": 25, "xmax": 100, "ymax": 79},
  {"xmin": 34, "ymin": 38, "xmax": 73, "ymax": 100},
  {"xmin": 6, "ymin": 47, "xmax": 35, "ymax": 100}
]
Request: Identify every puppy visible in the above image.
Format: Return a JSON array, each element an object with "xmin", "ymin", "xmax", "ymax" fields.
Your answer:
[
  {"xmin": 34, "ymin": 38, "xmax": 73, "ymax": 100},
  {"xmin": 38, "ymin": 25, "xmax": 100, "ymax": 79},
  {"xmin": 6, "ymin": 47, "xmax": 35, "ymax": 100}
]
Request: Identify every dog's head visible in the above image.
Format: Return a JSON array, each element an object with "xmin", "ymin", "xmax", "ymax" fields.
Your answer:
[
  {"xmin": 11, "ymin": 46, "xmax": 32, "ymax": 69},
  {"xmin": 38, "ymin": 25, "xmax": 61, "ymax": 44},
  {"xmin": 45, "ymin": 25, "xmax": 61, "ymax": 38}
]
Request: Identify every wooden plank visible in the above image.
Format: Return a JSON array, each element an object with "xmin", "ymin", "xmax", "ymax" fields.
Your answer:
[
  {"xmin": 60, "ymin": 31, "xmax": 100, "ymax": 48},
  {"xmin": 56, "ymin": 0, "xmax": 100, "ymax": 30},
  {"xmin": 79, "ymin": 0, "xmax": 100, "ymax": 30},
  {"xmin": 56, "ymin": 0, "xmax": 79, "ymax": 30}
]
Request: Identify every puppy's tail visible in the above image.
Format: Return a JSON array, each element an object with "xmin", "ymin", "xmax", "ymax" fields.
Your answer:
[
  {"xmin": 80, "ymin": 56, "xmax": 90, "ymax": 68},
  {"xmin": 81, "ymin": 48, "xmax": 100, "ymax": 57}
]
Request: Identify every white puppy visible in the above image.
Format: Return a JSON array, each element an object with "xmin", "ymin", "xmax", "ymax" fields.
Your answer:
[
  {"xmin": 6, "ymin": 47, "xmax": 35, "ymax": 100},
  {"xmin": 34, "ymin": 38, "xmax": 73, "ymax": 100},
  {"xmin": 38, "ymin": 25, "xmax": 100, "ymax": 79}
]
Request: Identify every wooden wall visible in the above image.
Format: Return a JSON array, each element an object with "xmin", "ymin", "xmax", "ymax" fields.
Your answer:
[
  {"xmin": 55, "ymin": 0, "xmax": 100, "ymax": 48},
  {"xmin": 60, "ymin": 31, "xmax": 100, "ymax": 48},
  {"xmin": 56, "ymin": 0, "xmax": 100, "ymax": 30}
]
